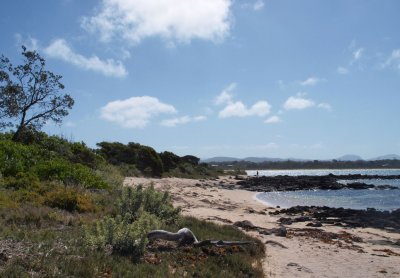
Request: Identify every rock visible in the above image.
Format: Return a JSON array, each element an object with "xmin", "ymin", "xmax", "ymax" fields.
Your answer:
[
  {"xmin": 294, "ymin": 216, "xmax": 311, "ymax": 222},
  {"xmin": 306, "ymin": 222, "xmax": 322, "ymax": 227},
  {"xmin": 279, "ymin": 217, "xmax": 293, "ymax": 225},
  {"xmin": 233, "ymin": 220, "xmax": 257, "ymax": 230},
  {"xmin": 274, "ymin": 226, "xmax": 287, "ymax": 237},
  {"xmin": 272, "ymin": 206, "xmax": 400, "ymax": 232},
  {"xmin": 234, "ymin": 174, "xmax": 400, "ymax": 192}
]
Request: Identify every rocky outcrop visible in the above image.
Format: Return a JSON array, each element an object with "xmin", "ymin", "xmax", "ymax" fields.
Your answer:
[
  {"xmin": 270, "ymin": 206, "xmax": 400, "ymax": 232},
  {"xmin": 234, "ymin": 174, "xmax": 400, "ymax": 192}
]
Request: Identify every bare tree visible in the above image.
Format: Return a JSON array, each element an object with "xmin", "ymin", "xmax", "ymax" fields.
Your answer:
[{"xmin": 0, "ymin": 46, "xmax": 74, "ymax": 141}]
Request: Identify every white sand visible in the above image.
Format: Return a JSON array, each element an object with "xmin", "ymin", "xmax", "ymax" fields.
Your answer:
[{"xmin": 125, "ymin": 176, "xmax": 400, "ymax": 278}]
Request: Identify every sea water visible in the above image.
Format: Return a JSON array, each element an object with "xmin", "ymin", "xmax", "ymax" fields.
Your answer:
[{"xmin": 247, "ymin": 169, "xmax": 400, "ymax": 211}]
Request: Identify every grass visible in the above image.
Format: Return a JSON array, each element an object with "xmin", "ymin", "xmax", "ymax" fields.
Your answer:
[
  {"xmin": 0, "ymin": 188, "xmax": 264, "ymax": 277},
  {"xmin": 0, "ymin": 134, "xmax": 264, "ymax": 277},
  {"xmin": 0, "ymin": 208, "xmax": 264, "ymax": 277}
]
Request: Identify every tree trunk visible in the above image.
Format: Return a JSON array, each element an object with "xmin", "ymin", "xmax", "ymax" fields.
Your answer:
[{"xmin": 147, "ymin": 228, "xmax": 253, "ymax": 247}]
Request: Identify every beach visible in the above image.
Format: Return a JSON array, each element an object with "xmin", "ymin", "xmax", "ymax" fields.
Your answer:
[{"xmin": 125, "ymin": 176, "xmax": 400, "ymax": 278}]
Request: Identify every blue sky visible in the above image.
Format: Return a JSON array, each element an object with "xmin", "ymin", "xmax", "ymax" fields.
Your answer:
[{"xmin": 1, "ymin": 0, "xmax": 399, "ymax": 159}]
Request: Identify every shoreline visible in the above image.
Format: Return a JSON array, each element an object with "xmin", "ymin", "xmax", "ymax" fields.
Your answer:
[
  {"xmin": 252, "ymin": 192, "xmax": 279, "ymax": 208},
  {"xmin": 125, "ymin": 176, "xmax": 400, "ymax": 278}
]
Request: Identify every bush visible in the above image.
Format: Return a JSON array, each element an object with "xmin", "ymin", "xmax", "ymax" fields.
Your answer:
[
  {"xmin": 44, "ymin": 187, "xmax": 95, "ymax": 212},
  {"xmin": 85, "ymin": 212, "xmax": 159, "ymax": 257},
  {"xmin": 0, "ymin": 172, "xmax": 41, "ymax": 190},
  {"xmin": 34, "ymin": 159, "xmax": 107, "ymax": 189},
  {"xmin": 0, "ymin": 140, "xmax": 40, "ymax": 176},
  {"xmin": 118, "ymin": 186, "xmax": 180, "ymax": 225}
]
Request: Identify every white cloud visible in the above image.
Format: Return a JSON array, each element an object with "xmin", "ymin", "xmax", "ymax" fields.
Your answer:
[
  {"xmin": 215, "ymin": 83, "xmax": 236, "ymax": 105},
  {"xmin": 283, "ymin": 95, "xmax": 331, "ymax": 112},
  {"xmin": 219, "ymin": 101, "xmax": 271, "ymax": 118},
  {"xmin": 383, "ymin": 49, "xmax": 400, "ymax": 70},
  {"xmin": 264, "ymin": 115, "xmax": 281, "ymax": 124},
  {"xmin": 161, "ymin": 115, "xmax": 206, "ymax": 127},
  {"xmin": 284, "ymin": 96, "xmax": 315, "ymax": 110},
  {"xmin": 337, "ymin": 66, "xmax": 349, "ymax": 75},
  {"xmin": 216, "ymin": 83, "xmax": 271, "ymax": 118},
  {"xmin": 100, "ymin": 96, "xmax": 177, "ymax": 128},
  {"xmin": 317, "ymin": 103, "xmax": 332, "ymax": 111},
  {"xmin": 353, "ymin": 48, "xmax": 364, "ymax": 61},
  {"xmin": 253, "ymin": 0, "xmax": 265, "ymax": 11},
  {"xmin": 301, "ymin": 76, "xmax": 322, "ymax": 86},
  {"xmin": 44, "ymin": 39, "xmax": 127, "ymax": 77},
  {"xmin": 15, "ymin": 34, "xmax": 39, "ymax": 50},
  {"xmin": 82, "ymin": 0, "xmax": 232, "ymax": 45}
]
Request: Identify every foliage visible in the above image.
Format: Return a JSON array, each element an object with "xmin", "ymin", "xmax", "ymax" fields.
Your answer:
[
  {"xmin": 118, "ymin": 186, "xmax": 181, "ymax": 225},
  {"xmin": 181, "ymin": 155, "xmax": 200, "ymax": 166},
  {"xmin": 136, "ymin": 145, "xmax": 164, "ymax": 176},
  {"xmin": 85, "ymin": 212, "xmax": 159, "ymax": 256},
  {"xmin": 0, "ymin": 140, "xmax": 40, "ymax": 176},
  {"xmin": 97, "ymin": 141, "xmax": 219, "ymax": 178},
  {"xmin": 84, "ymin": 185, "xmax": 180, "ymax": 260},
  {"xmin": 34, "ymin": 159, "xmax": 107, "ymax": 189},
  {"xmin": 0, "ymin": 46, "xmax": 74, "ymax": 141},
  {"xmin": 44, "ymin": 187, "xmax": 95, "ymax": 213},
  {"xmin": 159, "ymin": 151, "xmax": 181, "ymax": 171}
]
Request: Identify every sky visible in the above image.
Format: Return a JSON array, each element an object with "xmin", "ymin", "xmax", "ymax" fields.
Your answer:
[{"xmin": 1, "ymin": 0, "xmax": 399, "ymax": 160}]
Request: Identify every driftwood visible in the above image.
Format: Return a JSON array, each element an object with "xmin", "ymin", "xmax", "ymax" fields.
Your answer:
[{"xmin": 147, "ymin": 228, "xmax": 253, "ymax": 247}]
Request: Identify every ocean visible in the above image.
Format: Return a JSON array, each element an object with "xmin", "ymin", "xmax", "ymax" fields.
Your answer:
[{"xmin": 248, "ymin": 169, "xmax": 400, "ymax": 211}]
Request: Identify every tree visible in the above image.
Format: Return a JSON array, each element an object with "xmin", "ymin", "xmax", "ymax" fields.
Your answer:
[{"xmin": 0, "ymin": 46, "xmax": 74, "ymax": 141}]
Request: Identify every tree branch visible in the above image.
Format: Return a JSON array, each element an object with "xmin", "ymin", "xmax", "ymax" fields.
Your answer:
[{"xmin": 147, "ymin": 228, "xmax": 253, "ymax": 247}]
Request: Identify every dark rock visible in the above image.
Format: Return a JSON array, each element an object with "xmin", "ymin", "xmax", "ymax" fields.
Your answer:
[
  {"xmin": 346, "ymin": 182, "xmax": 374, "ymax": 190},
  {"xmin": 375, "ymin": 185, "xmax": 398, "ymax": 190},
  {"xmin": 273, "ymin": 226, "xmax": 287, "ymax": 237},
  {"xmin": 279, "ymin": 217, "xmax": 293, "ymax": 225},
  {"xmin": 233, "ymin": 174, "xmax": 400, "ymax": 192},
  {"xmin": 294, "ymin": 216, "xmax": 311, "ymax": 222},
  {"xmin": 272, "ymin": 206, "xmax": 400, "ymax": 232},
  {"xmin": 306, "ymin": 222, "xmax": 323, "ymax": 227},
  {"xmin": 233, "ymin": 220, "xmax": 257, "ymax": 230}
]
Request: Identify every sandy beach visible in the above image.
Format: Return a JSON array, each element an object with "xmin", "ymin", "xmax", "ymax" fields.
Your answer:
[{"xmin": 125, "ymin": 176, "xmax": 400, "ymax": 278}]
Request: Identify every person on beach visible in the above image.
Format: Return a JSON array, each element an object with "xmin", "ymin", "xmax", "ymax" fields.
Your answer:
[{"xmin": 256, "ymin": 171, "xmax": 259, "ymax": 177}]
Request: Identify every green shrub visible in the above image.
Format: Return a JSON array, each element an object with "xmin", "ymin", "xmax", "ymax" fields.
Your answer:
[
  {"xmin": 85, "ymin": 211, "xmax": 159, "ymax": 257},
  {"xmin": 34, "ymin": 159, "xmax": 107, "ymax": 189},
  {"xmin": 0, "ymin": 172, "xmax": 41, "ymax": 190},
  {"xmin": 118, "ymin": 186, "xmax": 181, "ymax": 225},
  {"xmin": 0, "ymin": 140, "xmax": 40, "ymax": 176},
  {"xmin": 95, "ymin": 164, "xmax": 124, "ymax": 188},
  {"xmin": 44, "ymin": 187, "xmax": 95, "ymax": 212}
]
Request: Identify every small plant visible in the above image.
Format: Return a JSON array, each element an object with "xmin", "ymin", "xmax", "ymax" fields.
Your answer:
[
  {"xmin": 85, "ymin": 211, "xmax": 159, "ymax": 257},
  {"xmin": 44, "ymin": 187, "xmax": 95, "ymax": 212},
  {"xmin": 118, "ymin": 185, "xmax": 181, "ymax": 225}
]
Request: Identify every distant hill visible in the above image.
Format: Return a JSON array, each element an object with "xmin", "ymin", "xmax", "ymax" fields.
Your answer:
[
  {"xmin": 336, "ymin": 155, "xmax": 364, "ymax": 161},
  {"xmin": 202, "ymin": 156, "xmax": 307, "ymax": 163},
  {"xmin": 201, "ymin": 157, "xmax": 282, "ymax": 163},
  {"xmin": 202, "ymin": 154, "xmax": 400, "ymax": 164},
  {"xmin": 369, "ymin": 154, "xmax": 400, "ymax": 161},
  {"xmin": 201, "ymin": 157, "xmax": 241, "ymax": 163},
  {"xmin": 242, "ymin": 157, "xmax": 283, "ymax": 163}
]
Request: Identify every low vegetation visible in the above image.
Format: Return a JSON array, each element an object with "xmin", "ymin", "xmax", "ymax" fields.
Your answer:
[{"xmin": 0, "ymin": 132, "xmax": 264, "ymax": 277}]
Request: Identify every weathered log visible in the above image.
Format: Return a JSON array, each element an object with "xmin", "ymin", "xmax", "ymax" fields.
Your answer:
[{"xmin": 147, "ymin": 227, "xmax": 253, "ymax": 247}]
